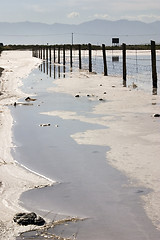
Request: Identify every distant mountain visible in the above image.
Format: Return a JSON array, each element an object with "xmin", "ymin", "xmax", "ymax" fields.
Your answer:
[{"xmin": 0, "ymin": 19, "xmax": 160, "ymax": 45}]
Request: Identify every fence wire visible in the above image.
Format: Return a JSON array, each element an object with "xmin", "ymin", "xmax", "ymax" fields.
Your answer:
[{"xmin": 37, "ymin": 48, "xmax": 160, "ymax": 94}]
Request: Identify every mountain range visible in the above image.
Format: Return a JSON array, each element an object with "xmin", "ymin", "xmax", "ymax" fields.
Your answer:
[{"xmin": 0, "ymin": 19, "xmax": 160, "ymax": 45}]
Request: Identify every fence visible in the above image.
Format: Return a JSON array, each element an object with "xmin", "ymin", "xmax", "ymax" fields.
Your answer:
[{"xmin": 33, "ymin": 41, "xmax": 159, "ymax": 95}]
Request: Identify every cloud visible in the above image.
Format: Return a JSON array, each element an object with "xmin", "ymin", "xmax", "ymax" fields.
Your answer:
[
  {"xmin": 94, "ymin": 14, "xmax": 110, "ymax": 20},
  {"xmin": 137, "ymin": 14, "xmax": 160, "ymax": 22},
  {"xmin": 67, "ymin": 12, "xmax": 80, "ymax": 19},
  {"xmin": 121, "ymin": 14, "xmax": 160, "ymax": 23}
]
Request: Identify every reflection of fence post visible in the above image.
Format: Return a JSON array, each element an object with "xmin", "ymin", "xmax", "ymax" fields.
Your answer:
[
  {"xmin": 151, "ymin": 40, "xmax": 157, "ymax": 90},
  {"xmin": 58, "ymin": 46, "xmax": 60, "ymax": 64},
  {"xmin": 70, "ymin": 45, "xmax": 72, "ymax": 68},
  {"xmin": 43, "ymin": 47, "xmax": 45, "ymax": 60},
  {"xmin": 79, "ymin": 44, "xmax": 82, "ymax": 69},
  {"xmin": 102, "ymin": 44, "xmax": 108, "ymax": 76},
  {"xmin": 122, "ymin": 43, "xmax": 127, "ymax": 82},
  {"xmin": 88, "ymin": 43, "xmax": 92, "ymax": 72}
]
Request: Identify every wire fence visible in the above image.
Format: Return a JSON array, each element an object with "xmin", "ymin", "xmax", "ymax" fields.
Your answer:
[{"xmin": 33, "ymin": 45, "xmax": 160, "ymax": 95}]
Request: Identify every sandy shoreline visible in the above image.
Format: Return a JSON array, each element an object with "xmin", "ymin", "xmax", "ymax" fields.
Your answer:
[{"xmin": 0, "ymin": 51, "xmax": 53, "ymax": 239}]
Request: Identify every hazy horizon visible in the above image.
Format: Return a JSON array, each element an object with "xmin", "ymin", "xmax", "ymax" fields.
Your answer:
[
  {"xmin": 0, "ymin": 18, "xmax": 160, "ymax": 25},
  {"xmin": 0, "ymin": 19, "xmax": 159, "ymax": 45}
]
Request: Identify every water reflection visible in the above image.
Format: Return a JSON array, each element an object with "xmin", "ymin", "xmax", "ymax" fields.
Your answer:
[
  {"xmin": 112, "ymin": 56, "xmax": 119, "ymax": 62},
  {"xmin": 63, "ymin": 66, "xmax": 66, "ymax": 78},
  {"xmin": 46, "ymin": 60, "xmax": 48, "ymax": 75},
  {"xmin": 49, "ymin": 64, "xmax": 52, "ymax": 78},
  {"xmin": 43, "ymin": 61, "xmax": 45, "ymax": 74},
  {"xmin": 54, "ymin": 65, "xmax": 56, "ymax": 79},
  {"xmin": 58, "ymin": 66, "xmax": 61, "ymax": 78},
  {"xmin": 39, "ymin": 60, "xmax": 69, "ymax": 80}
]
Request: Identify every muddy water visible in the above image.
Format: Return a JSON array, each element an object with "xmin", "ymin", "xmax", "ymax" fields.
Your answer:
[{"xmin": 13, "ymin": 63, "xmax": 160, "ymax": 239}]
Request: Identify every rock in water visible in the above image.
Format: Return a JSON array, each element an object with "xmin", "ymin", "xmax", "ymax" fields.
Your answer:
[{"xmin": 13, "ymin": 212, "xmax": 45, "ymax": 226}]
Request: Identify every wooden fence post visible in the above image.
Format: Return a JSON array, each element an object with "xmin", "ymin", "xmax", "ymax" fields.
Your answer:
[
  {"xmin": 38, "ymin": 48, "xmax": 40, "ymax": 59},
  {"xmin": 88, "ymin": 43, "xmax": 92, "ymax": 72},
  {"xmin": 63, "ymin": 45, "xmax": 65, "ymax": 66},
  {"xmin": 53, "ymin": 46, "xmax": 56, "ymax": 63},
  {"xmin": 102, "ymin": 44, "xmax": 108, "ymax": 76},
  {"xmin": 49, "ymin": 46, "xmax": 52, "ymax": 64},
  {"xmin": 46, "ymin": 47, "xmax": 49, "ymax": 75},
  {"xmin": 40, "ymin": 48, "xmax": 42, "ymax": 59},
  {"xmin": 45, "ymin": 47, "xmax": 48, "ymax": 61},
  {"xmin": 151, "ymin": 40, "xmax": 157, "ymax": 92},
  {"xmin": 70, "ymin": 45, "xmax": 73, "ymax": 68},
  {"xmin": 122, "ymin": 43, "xmax": 127, "ymax": 84},
  {"xmin": 58, "ymin": 46, "xmax": 60, "ymax": 64},
  {"xmin": 79, "ymin": 44, "xmax": 82, "ymax": 69}
]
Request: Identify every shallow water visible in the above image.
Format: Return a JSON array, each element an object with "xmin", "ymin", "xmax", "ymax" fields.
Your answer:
[{"xmin": 13, "ymin": 63, "xmax": 160, "ymax": 239}]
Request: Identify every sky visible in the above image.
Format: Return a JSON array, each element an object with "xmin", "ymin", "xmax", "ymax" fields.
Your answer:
[{"xmin": 0, "ymin": 0, "xmax": 160, "ymax": 24}]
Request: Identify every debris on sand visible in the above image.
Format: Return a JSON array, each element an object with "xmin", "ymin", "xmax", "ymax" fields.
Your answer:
[
  {"xmin": 11, "ymin": 102, "xmax": 33, "ymax": 106},
  {"xmin": 25, "ymin": 97, "xmax": 36, "ymax": 102},
  {"xmin": 18, "ymin": 216, "xmax": 85, "ymax": 240},
  {"xmin": 39, "ymin": 123, "xmax": 51, "ymax": 127}
]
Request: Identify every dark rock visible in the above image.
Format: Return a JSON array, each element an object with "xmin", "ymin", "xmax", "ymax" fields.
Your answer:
[
  {"xmin": 34, "ymin": 216, "xmax": 45, "ymax": 226},
  {"xmin": 14, "ymin": 102, "xmax": 17, "ymax": 107},
  {"xmin": 153, "ymin": 114, "xmax": 160, "ymax": 117},
  {"xmin": 13, "ymin": 212, "xmax": 45, "ymax": 226},
  {"xmin": 99, "ymin": 98, "xmax": 104, "ymax": 101},
  {"xmin": 75, "ymin": 94, "xmax": 80, "ymax": 98}
]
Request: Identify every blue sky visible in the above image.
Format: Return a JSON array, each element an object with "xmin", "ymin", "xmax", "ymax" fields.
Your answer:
[{"xmin": 0, "ymin": 0, "xmax": 160, "ymax": 24}]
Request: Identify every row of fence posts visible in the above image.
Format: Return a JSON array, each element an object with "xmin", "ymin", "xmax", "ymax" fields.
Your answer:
[
  {"xmin": 32, "ymin": 41, "xmax": 158, "ymax": 93},
  {"xmin": 32, "ymin": 43, "xmax": 109, "ymax": 76}
]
